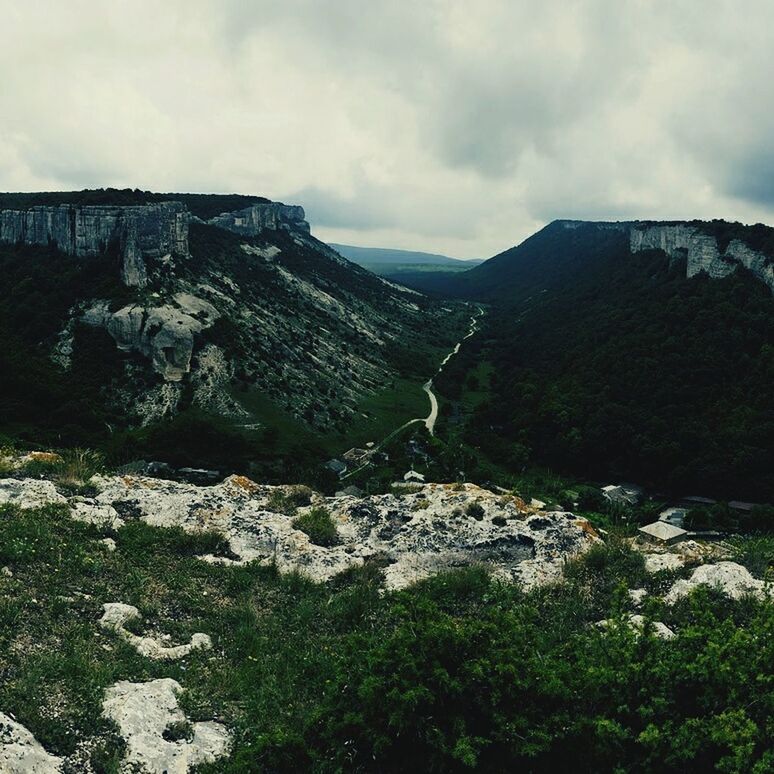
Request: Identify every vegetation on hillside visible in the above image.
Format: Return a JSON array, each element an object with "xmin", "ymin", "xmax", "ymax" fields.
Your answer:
[
  {"xmin": 0, "ymin": 188, "xmax": 269, "ymax": 220},
  {"xmin": 431, "ymin": 224, "xmax": 774, "ymax": 502},
  {"xmin": 1, "ymin": 499, "xmax": 772, "ymax": 772}
]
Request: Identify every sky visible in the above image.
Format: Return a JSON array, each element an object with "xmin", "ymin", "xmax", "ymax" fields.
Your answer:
[{"xmin": 1, "ymin": 1, "xmax": 773, "ymax": 259}]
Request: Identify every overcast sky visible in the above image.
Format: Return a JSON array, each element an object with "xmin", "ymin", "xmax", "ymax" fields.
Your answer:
[{"xmin": 1, "ymin": 1, "xmax": 773, "ymax": 258}]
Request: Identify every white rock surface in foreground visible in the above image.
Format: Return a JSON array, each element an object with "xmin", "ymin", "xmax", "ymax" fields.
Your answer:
[
  {"xmin": 0, "ymin": 479, "xmax": 67, "ymax": 510},
  {"xmin": 88, "ymin": 476, "xmax": 599, "ymax": 589},
  {"xmin": 665, "ymin": 562, "xmax": 769, "ymax": 603},
  {"xmin": 100, "ymin": 603, "xmax": 212, "ymax": 661},
  {"xmin": 102, "ymin": 679, "xmax": 231, "ymax": 773},
  {"xmin": 0, "ymin": 712, "xmax": 63, "ymax": 773},
  {"xmin": 644, "ymin": 553, "xmax": 685, "ymax": 573}
]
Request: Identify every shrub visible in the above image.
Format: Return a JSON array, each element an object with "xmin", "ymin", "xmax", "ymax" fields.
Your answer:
[
  {"xmin": 269, "ymin": 485, "xmax": 315, "ymax": 515},
  {"xmin": 292, "ymin": 507, "xmax": 339, "ymax": 547},
  {"xmin": 465, "ymin": 501, "xmax": 485, "ymax": 520}
]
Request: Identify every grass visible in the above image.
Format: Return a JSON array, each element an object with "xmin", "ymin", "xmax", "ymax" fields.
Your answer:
[
  {"xmin": 292, "ymin": 507, "xmax": 339, "ymax": 547},
  {"xmin": 268, "ymin": 485, "xmax": 314, "ymax": 515}
]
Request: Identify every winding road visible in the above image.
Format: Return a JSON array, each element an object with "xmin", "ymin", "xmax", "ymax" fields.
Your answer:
[
  {"xmin": 341, "ymin": 306, "xmax": 485, "ymax": 479},
  {"xmin": 422, "ymin": 306, "xmax": 484, "ymax": 435}
]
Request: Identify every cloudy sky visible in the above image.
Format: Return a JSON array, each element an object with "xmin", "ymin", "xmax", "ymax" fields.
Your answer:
[{"xmin": 1, "ymin": 1, "xmax": 773, "ymax": 258}]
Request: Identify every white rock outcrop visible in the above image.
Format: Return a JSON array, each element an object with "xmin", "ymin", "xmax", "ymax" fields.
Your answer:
[
  {"xmin": 597, "ymin": 614, "xmax": 675, "ymax": 640},
  {"xmin": 102, "ymin": 679, "xmax": 231, "ymax": 773},
  {"xmin": 83, "ymin": 294, "xmax": 219, "ymax": 381},
  {"xmin": 0, "ymin": 474, "xmax": 599, "ymax": 591},
  {"xmin": 86, "ymin": 476, "xmax": 599, "ymax": 590},
  {"xmin": 100, "ymin": 603, "xmax": 212, "ymax": 661},
  {"xmin": 0, "ymin": 712, "xmax": 63, "ymax": 773},
  {"xmin": 643, "ymin": 553, "xmax": 685, "ymax": 573},
  {"xmin": 630, "ymin": 224, "xmax": 774, "ymax": 294},
  {"xmin": 0, "ymin": 479, "xmax": 67, "ymax": 510},
  {"xmin": 664, "ymin": 561, "xmax": 770, "ymax": 604},
  {"xmin": 71, "ymin": 500, "xmax": 125, "ymax": 530}
]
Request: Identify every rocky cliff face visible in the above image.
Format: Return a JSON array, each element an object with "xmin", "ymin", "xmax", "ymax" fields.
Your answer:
[
  {"xmin": 83, "ymin": 293, "xmax": 220, "ymax": 382},
  {"xmin": 0, "ymin": 201, "xmax": 189, "ymax": 288},
  {"xmin": 205, "ymin": 202, "xmax": 310, "ymax": 236},
  {"xmin": 630, "ymin": 223, "xmax": 774, "ymax": 293}
]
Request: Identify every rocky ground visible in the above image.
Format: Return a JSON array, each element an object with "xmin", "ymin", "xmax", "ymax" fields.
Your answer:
[
  {"xmin": 0, "ymin": 473, "xmax": 600, "ymax": 591},
  {"xmin": 0, "ymin": 465, "xmax": 771, "ymax": 772}
]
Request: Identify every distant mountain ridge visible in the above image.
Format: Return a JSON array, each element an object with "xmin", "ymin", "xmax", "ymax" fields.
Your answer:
[
  {"xmin": 330, "ymin": 243, "xmax": 481, "ymax": 267},
  {"xmin": 429, "ymin": 218, "xmax": 774, "ymax": 298}
]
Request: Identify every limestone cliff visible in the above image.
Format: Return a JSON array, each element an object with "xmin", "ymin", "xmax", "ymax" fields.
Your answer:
[
  {"xmin": 0, "ymin": 201, "xmax": 189, "ymax": 288},
  {"xmin": 630, "ymin": 223, "xmax": 774, "ymax": 294},
  {"xmin": 205, "ymin": 202, "xmax": 310, "ymax": 236}
]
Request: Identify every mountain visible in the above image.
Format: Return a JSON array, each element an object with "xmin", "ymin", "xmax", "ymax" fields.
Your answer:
[
  {"xmin": 0, "ymin": 189, "xmax": 464, "ymax": 478},
  {"xmin": 432, "ymin": 219, "xmax": 774, "ymax": 500},
  {"xmin": 330, "ymin": 243, "xmax": 479, "ymax": 267},
  {"xmin": 330, "ymin": 243, "xmax": 481, "ymax": 284}
]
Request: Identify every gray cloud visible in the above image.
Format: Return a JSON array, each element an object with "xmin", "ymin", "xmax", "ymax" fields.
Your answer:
[{"xmin": 0, "ymin": 0, "xmax": 773, "ymax": 257}]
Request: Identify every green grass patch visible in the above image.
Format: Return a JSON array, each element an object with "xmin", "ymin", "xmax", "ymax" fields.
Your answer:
[{"xmin": 291, "ymin": 507, "xmax": 339, "ymax": 547}]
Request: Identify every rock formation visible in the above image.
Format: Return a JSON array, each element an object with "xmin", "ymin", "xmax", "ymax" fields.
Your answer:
[
  {"xmin": 206, "ymin": 202, "xmax": 310, "ymax": 236},
  {"xmin": 630, "ymin": 223, "xmax": 774, "ymax": 293},
  {"xmin": 0, "ymin": 475, "xmax": 599, "ymax": 590},
  {"xmin": 0, "ymin": 202, "xmax": 189, "ymax": 288},
  {"xmin": 100, "ymin": 603, "xmax": 213, "ymax": 661},
  {"xmin": 102, "ymin": 679, "xmax": 231, "ymax": 773},
  {"xmin": 596, "ymin": 614, "xmax": 676, "ymax": 640},
  {"xmin": 664, "ymin": 561, "xmax": 770, "ymax": 603},
  {"xmin": 83, "ymin": 293, "xmax": 219, "ymax": 381},
  {"xmin": 0, "ymin": 712, "xmax": 64, "ymax": 773}
]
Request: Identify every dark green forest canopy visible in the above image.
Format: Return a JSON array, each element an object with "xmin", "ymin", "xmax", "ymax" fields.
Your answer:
[
  {"xmin": 433, "ymin": 223, "xmax": 774, "ymax": 501},
  {"xmin": 0, "ymin": 188, "xmax": 270, "ymax": 220}
]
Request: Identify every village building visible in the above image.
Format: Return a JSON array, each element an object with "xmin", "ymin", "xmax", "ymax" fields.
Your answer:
[{"xmin": 638, "ymin": 521, "xmax": 688, "ymax": 545}]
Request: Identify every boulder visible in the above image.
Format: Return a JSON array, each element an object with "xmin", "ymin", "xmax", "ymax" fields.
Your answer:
[
  {"xmin": 0, "ymin": 712, "xmax": 63, "ymax": 772},
  {"xmin": 102, "ymin": 679, "xmax": 231, "ymax": 773},
  {"xmin": 0, "ymin": 479, "xmax": 67, "ymax": 510},
  {"xmin": 665, "ymin": 561, "xmax": 770, "ymax": 603}
]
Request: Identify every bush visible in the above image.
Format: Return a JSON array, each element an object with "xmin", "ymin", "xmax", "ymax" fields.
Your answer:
[
  {"xmin": 269, "ymin": 485, "xmax": 315, "ymax": 515},
  {"xmin": 292, "ymin": 507, "xmax": 339, "ymax": 547}
]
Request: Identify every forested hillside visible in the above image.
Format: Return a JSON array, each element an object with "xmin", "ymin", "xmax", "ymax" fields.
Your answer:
[{"xmin": 434, "ymin": 223, "xmax": 774, "ymax": 500}]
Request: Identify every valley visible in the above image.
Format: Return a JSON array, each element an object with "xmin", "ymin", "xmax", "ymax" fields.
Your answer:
[{"xmin": 1, "ymin": 193, "xmax": 772, "ymax": 774}]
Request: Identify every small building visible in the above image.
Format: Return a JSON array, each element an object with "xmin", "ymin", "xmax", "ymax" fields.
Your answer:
[
  {"xmin": 729, "ymin": 501, "xmax": 758, "ymax": 512},
  {"xmin": 639, "ymin": 521, "xmax": 688, "ymax": 545},
  {"xmin": 659, "ymin": 507, "xmax": 688, "ymax": 528},
  {"xmin": 403, "ymin": 470, "xmax": 425, "ymax": 484},
  {"xmin": 602, "ymin": 483, "xmax": 643, "ymax": 506},
  {"xmin": 680, "ymin": 495, "xmax": 717, "ymax": 508},
  {"xmin": 343, "ymin": 448, "xmax": 369, "ymax": 463},
  {"xmin": 324, "ymin": 458, "xmax": 347, "ymax": 477}
]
